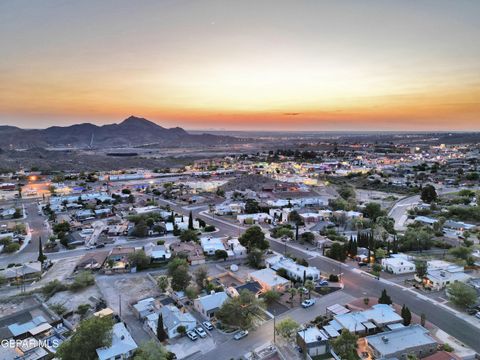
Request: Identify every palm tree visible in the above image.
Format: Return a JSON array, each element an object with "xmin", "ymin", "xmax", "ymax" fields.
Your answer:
[
  {"xmin": 288, "ymin": 287, "xmax": 297, "ymax": 308},
  {"xmin": 304, "ymin": 280, "xmax": 315, "ymax": 299}
]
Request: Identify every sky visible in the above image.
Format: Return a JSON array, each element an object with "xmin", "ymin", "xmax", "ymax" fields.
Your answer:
[{"xmin": 1, "ymin": 0, "xmax": 479, "ymax": 131}]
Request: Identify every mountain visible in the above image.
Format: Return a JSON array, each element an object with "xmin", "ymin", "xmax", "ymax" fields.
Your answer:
[{"xmin": 0, "ymin": 116, "xmax": 243, "ymax": 149}]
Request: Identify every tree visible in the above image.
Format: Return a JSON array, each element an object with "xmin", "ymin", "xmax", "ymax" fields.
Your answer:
[
  {"xmin": 185, "ymin": 286, "xmax": 198, "ymax": 300},
  {"xmin": 262, "ymin": 290, "xmax": 280, "ymax": 304},
  {"xmin": 304, "ymin": 280, "xmax": 315, "ymax": 299},
  {"xmin": 288, "ymin": 210, "xmax": 304, "ymax": 225},
  {"xmin": 215, "ymin": 249, "xmax": 228, "ymax": 261},
  {"xmin": 300, "ymin": 232, "xmax": 315, "ymax": 244},
  {"xmin": 245, "ymin": 199, "xmax": 260, "ymax": 214},
  {"xmin": 421, "ymin": 184, "xmax": 437, "ymax": 203},
  {"xmin": 378, "ymin": 289, "xmax": 392, "ymax": 305},
  {"xmin": 374, "ymin": 248, "xmax": 387, "ymax": 260},
  {"xmin": 275, "ymin": 227, "xmax": 294, "ymax": 240},
  {"xmin": 170, "ymin": 265, "xmax": 191, "ymax": 292},
  {"xmin": 134, "ymin": 340, "xmax": 169, "ymax": 360},
  {"xmin": 415, "ymin": 261, "xmax": 428, "ymax": 279},
  {"xmin": 132, "ymin": 220, "xmax": 149, "ymax": 238},
  {"xmin": 239, "ymin": 226, "xmax": 269, "ymax": 250},
  {"xmin": 449, "ymin": 246, "xmax": 472, "ymax": 260},
  {"xmin": 179, "ymin": 229, "xmax": 198, "ymax": 242},
  {"xmin": 176, "ymin": 325, "xmax": 187, "ymax": 336},
  {"xmin": 364, "ymin": 202, "xmax": 384, "ymax": 221},
  {"xmin": 70, "ymin": 271, "xmax": 95, "ymax": 291},
  {"xmin": 330, "ymin": 330, "xmax": 358, "ymax": 360},
  {"xmin": 57, "ymin": 315, "xmax": 113, "ymax": 360},
  {"xmin": 157, "ymin": 276, "xmax": 169, "ymax": 293},
  {"xmin": 13, "ymin": 208, "xmax": 22, "ymax": 219},
  {"xmin": 216, "ymin": 290, "xmax": 265, "ymax": 329},
  {"xmin": 275, "ymin": 318, "xmax": 300, "ymax": 341},
  {"xmin": 401, "ymin": 304, "xmax": 412, "ymax": 326},
  {"xmin": 168, "ymin": 258, "xmax": 188, "ymax": 275},
  {"xmin": 447, "ymin": 282, "xmax": 477, "ymax": 308},
  {"xmin": 128, "ymin": 250, "xmax": 151, "ymax": 269},
  {"xmin": 188, "ymin": 211, "xmax": 194, "ymax": 230},
  {"xmin": 156, "ymin": 315, "xmax": 168, "ymax": 341},
  {"xmin": 194, "ymin": 267, "xmax": 208, "ymax": 289},
  {"xmin": 327, "ymin": 242, "xmax": 347, "ymax": 261},
  {"xmin": 247, "ymin": 248, "xmax": 264, "ymax": 268},
  {"xmin": 37, "ymin": 238, "xmax": 47, "ymax": 265},
  {"xmin": 420, "ymin": 313, "xmax": 426, "ymax": 327},
  {"xmin": 4, "ymin": 242, "xmax": 20, "ymax": 253},
  {"xmin": 287, "ymin": 287, "xmax": 297, "ymax": 308}
]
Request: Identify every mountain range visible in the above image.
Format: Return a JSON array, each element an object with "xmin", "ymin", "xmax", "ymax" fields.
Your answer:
[{"xmin": 0, "ymin": 116, "xmax": 243, "ymax": 149}]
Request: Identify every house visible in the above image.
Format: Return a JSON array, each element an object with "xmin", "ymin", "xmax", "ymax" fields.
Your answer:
[
  {"xmin": 237, "ymin": 213, "xmax": 272, "ymax": 224},
  {"xmin": 248, "ymin": 268, "xmax": 290, "ymax": 292},
  {"xmin": 0, "ymin": 208, "xmax": 16, "ymax": 219},
  {"xmin": 300, "ymin": 212, "xmax": 324, "ymax": 223},
  {"xmin": 329, "ymin": 304, "xmax": 403, "ymax": 335},
  {"xmin": 0, "ymin": 262, "xmax": 42, "ymax": 283},
  {"xmin": 366, "ymin": 324, "xmax": 438, "ymax": 359},
  {"xmin": 106, "ymin": 247, "xmax": 135, "ymax": 271},
  {"xmin": 296, "ymin": 327, "xmax": 329, "ymax": 357},
  {"xmin": 194, "ymin": 291, "xmax": 229, "ymax": 319},
  {"xmin": 76, "ymin": 251, "xmax": 108, "ymax": 271},
  {"xmin": 160, "ymin": 305, "xmax": 196, "ymax": 338},
  {"xmin": 414, "ymin": 216, "xmax": 438, "ymax": 226},
  {"xmin": 444, "ymin": 220, "xmax": 476, "ymax": 232},
  {"xmin": 200, "ymin": 237, "xmax": 226, "ymax": 255},
  {"xmin": 420, "ymin": 261, "xmax": 471, "ymax": 290},
  {"xmin": 265, "ymin": 255, "xmax": 320, "ymax": 282},
  {"xmin": 132, "ymin": 297, "xmax": 156, "ymax": 320},
  {"xmin": 226, "ymin": 238, "xmax": 247, "ymax": 258},
  {"xmin": 382, "ymin": 257, "xmax": 416, "ymax": 274},
  {"xmin": 96, "ymin": 322, "xmax": 138, "ymax": 360},
  {"xmin": 170, "ymin": 241, "xmax": 205, "ymax": 265},
  {"xmin": 144, "ymin": 243, "xmax": 171, "ymax": 262},
  {"xmin": 234, "ymin": 281, "xmax": 262, "ymax": 297},
  {"xmin": 75, "ymin": 209, "xmax": 94, "ymax": 221},
  {"xmin": 94, "ymin": 208, "xmax": 112, "ymax": 218}
]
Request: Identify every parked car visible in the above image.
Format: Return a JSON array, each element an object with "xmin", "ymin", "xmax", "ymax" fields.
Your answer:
[
  {"xmin": 195, "ymin": 327, "xmax": 207, "ymax": 338},
  {"xmin": 234, "ymin": 330, "xmax": 248, "ymax": 340},
  {"xmin": 95, "ymin": 244, "xmax": 105, "ymax": 248},
  {"xmin": 301, "ymin": 299, "xmax": 316, "ymax": 308},
  {"xmin": 467, "ymin": 308, "xmax": 478, "ymax": 315},
  {"xmin": 475, "ymin": 312, "xmax": 480, "ymax": 320},
  {"xmin": 187, "ymin": 331, "xmax": 198, "ymax": 341},
  {"xmin": 358, "ymin": 262, "xmax": 368, "ymax": 267},
  {"xmin": 317, "ymin": 280, "xmax": 328, "ymax": 286},
  {"xmin": 202, "ymin": 321, "xmax": 214, "ymax": 330}
]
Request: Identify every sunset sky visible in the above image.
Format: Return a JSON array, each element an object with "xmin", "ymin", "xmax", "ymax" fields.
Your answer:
[{"xmin": 1, "ymin": 0, "xmax": 479, "ymax": 131}]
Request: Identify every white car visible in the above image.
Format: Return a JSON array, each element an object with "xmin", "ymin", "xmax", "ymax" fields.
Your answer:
[
  {"xmin": 195, "ymin": 327, "xmax": 207, "ymax": 338},
  {"xmin": 301, "ymin": 299, "xmax": 316, "ymax": 308},
  {"xmin": 187, "ymin": 331, "xmax": 198, "ymax": 341},
  {"xmin": 234, "ymin": 330, "xmax": 248, "ymax": 340},
  {"xmin": 202, "ymin": 321, "xmax": 214, "ymax": 330},
  {"xmin": 475, "ymin": 312, "xmax": 480, "ymax": 320}
]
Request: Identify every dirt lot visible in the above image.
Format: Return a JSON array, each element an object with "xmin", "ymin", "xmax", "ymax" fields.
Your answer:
[
  {"xmin": 0, "ymin": 296, "xmax": 40, "ymax": 317},
  {"xmin": 39, "ymin": 256, "xmax": 81, "ymax": 285},
  {"xmin": 96, "ymin": 273, "xmax": 161, "ymax": 344}
]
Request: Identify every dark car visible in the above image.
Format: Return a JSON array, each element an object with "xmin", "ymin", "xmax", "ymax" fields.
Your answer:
[{"xmin": 96, "ymin": 244, "xmax": 105, "ymax": 248}]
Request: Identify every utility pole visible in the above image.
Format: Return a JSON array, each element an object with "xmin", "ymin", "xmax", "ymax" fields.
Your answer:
[
  {"xmin": 273, "ymin": 310, "xmax": 276, "ymax": 344},
  {"xmin": 119, "ymin": 294, "xmax": 122, "ymax": 318}
]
